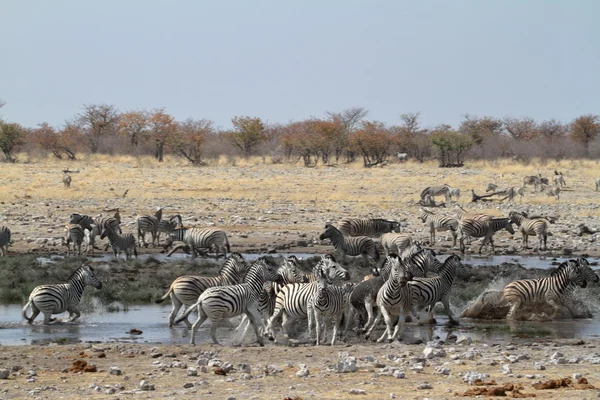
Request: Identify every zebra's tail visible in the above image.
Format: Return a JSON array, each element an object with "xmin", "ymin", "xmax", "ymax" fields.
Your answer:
[
  {"xmin": 224, "ymin": 233, "xmax": 231, "ymax": 253},
  {"xmin": 154, "ymin": 286, "xmax": 173, "ymax": 304},
  {"xmin": 174, "ymin": 300, "xmax": 199, "ymax": 324},
  {"xmin": 22, "ymin": 299, "xmax": 32, "ymax": 322}
]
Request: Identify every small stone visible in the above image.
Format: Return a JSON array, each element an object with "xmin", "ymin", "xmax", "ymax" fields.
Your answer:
[
  {"xmin": 573, "ymin": 373, "xmax": 582, "ymax": 380},
  {"xmin": 456, "ymin": 336, "xmax": 472, "ymax": 345},
  {"xmin": 533, "ymin": 362, "xmax": 546, "ymax": 370},
  {"xmin": 295, "ymin": 364, "xmax": 309, "ymax": 378},
  {"xmin": 349, "ymin": 388, "xmax": 366, "ymax": 395},
  {"xmin": 109, "ymin": 367, "xmax": 122, "ymax": 376},
  {"xmin": 502, "ymin": 365, "xmax": 512, "ymax": 374},
  {"xmin": 435, "ymin": 366, "xmax": 450, "ymax": 375},
  {"xmin": 0, "ymin": 369, "xmax": 9, "ymax": 380},
  {"xmin": 187, "ymin": 367, "xmax": 198, "ymax": 376},
  {"xmin": 393, "ymin": 370, "xmax": 405, "ymax": 379},
  {"xmin": 104, "ymin": 387, "xmax": 116, "ymax": 394},
  {"xmin": 417, "ymin": 382, "xmax": 433, "ymax": 390},
  {"xmin": 150, "ymin": 353, "xmax": 163, "ymax": 359},
  {"xmin": 140, "ymin": 380, "xmax": 155, "ymax": 391},
  {"xmin": 183, "ymin": 383, "xmax": 194, "ymax": 389}
]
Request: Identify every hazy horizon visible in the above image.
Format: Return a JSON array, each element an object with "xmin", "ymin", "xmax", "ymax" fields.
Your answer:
[{"xmin": 1, "ymin": 1, "xmax": 599, "ymax": 131}]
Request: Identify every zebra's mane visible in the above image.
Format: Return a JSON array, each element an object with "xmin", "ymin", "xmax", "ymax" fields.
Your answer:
[
  {"xmin": 549, "ymin": 259, "xmax": 579, "ymax": 277},
  {"xmin": 67, "ymin": 264, "xmax": 90, "ymax": 282}
]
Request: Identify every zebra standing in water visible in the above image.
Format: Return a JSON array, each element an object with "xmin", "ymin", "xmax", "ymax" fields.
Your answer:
[
  {"xmin": 157, "ymin": 214, "xmax": 183, "ymax": 244},
  {"xmin": 310, "ymin": 268, "xmax": 355, "ymax": 345},
  {"xmin": 509, "ymin": 211, "xmax": 549, "ymax": 251},
  {"xmin": 175, "ymin": 259, "xmax": 282, "ymax": 346},
  {"xmin": 155, "ymin": 253, "xmax": 249, "ymax": 328},
  {"xmin": 63, "ymin": 224, "xmax": 85, "ymax": 256},
  {"xmin": 380, "ymin": 232, "xmax": 413, "ymax": 256},
  {"xmin": 0, "ymin": 226, "xmax": 11, "ymax": 256},
  {"xmin": 338, "ymin": 218, "xmax": 400, "ymax": 237},
  {"xmin": 265, "ymin": 255, "xmax": 349, "ymax": 343},
  {"xmin": 503, "ymin": 259, "xmax": 586, "ymax": 320},
  {"xmin": 136, "ymin": 207, "xmax": 163, "ymax": 247},
  {"xmin": 165, "ymin": 227, "xmax": 230, "ymax": 259},
  {"xmin": 420, "ymin": 184, "xmax": 452, "ymax": 202},
  {"xmin": 458, "ymin": 217, "xmax": 514, "ymax": 254},
  {"xmin": 22, "ymin": 264, "xmax": 103, "ymax": 325},
  {"xmin": 100, "ymin": 225, "xmax": 137, "ymax": 260},
  {"xmin": 364, "ymin": 254, "xmax": 413, "ymax": 342},
  {"xmin": 319, "ymin": 224, "xmax": 380, "ymax": 264},
  {"xmin": 419, "ymin": 208, "xmax": 459, "ymax": 246}
]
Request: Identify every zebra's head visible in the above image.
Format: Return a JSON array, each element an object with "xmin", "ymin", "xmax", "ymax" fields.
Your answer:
[
  {"xmin": 319, "ymin": 224, "xmax": 338, "ymax": 240},
  {"xmin": 508, "ymin": 211, "xmax": 525, "ymax": 226},
  {"xmin": 563, "ymin": 260, "xmax": 587, "ymax": 289},
  {"xmin": 390, "ymin": 221, "xmax": 401, "ymax": 233},
  {"xmin": 486, "ymin": 183, "xmax": 498, "ymax": 193},
  {"xmin": 500, "ymin": 218, "xmax": 515, "ymax": 235},
  {"xmin": 80, "ymin": 264, "xmax": 103, "ymax": 289},
  {"xmin": 99, "ymin": 224, "xmax": 115, "ymax": 240},
  {"xmin": 577, "ymin": 258, "xmax": 599, "ymax": 284},
  {"xmin": 387, "ymin": 254, "xmax": 411, "ymax": 286},
  {"xmin": 278, "ymin": 256, "xmax": 305, "ymax": 284},
  {"xmin": 254, "ymin": 259, "xmax": 282, "ymax": 284},
  {"xmin": 318, "ymin": 254, "xmax": 350, "ymax": 282}
]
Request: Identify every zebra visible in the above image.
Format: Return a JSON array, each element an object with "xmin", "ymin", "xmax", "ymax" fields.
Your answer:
[
  {"xmin": 509, "ymin": 211, "xmax": 549, "ymax": 251},
  {"xmin": 396, "ymin": 152, "xmax": 408, "ymax": 162},
  {"xmin": 448, "ymin": 187, "xmax": 461, "ymax": 201},
  {"xmin": 157, "ymin": 214, "xmax": 183, "ymax": 244},
  {"xmin": 407, "ymin": 254, "xmax": 462, "ymax": 325},
  {"xmin": 503, "ymin": 259, "xmax": 586, "ymax": 320},
  {"xmin": 545, "ymin": 185, "xmax": 561, "ymax": 201},
  {"xmin": 419, "ymin": 207, "xmax": 458, "ymax": 246},
  {"xmin": 380, "ymin": 232, "xmax": 413, "ymax": 256},
  {"xmin": 63, "ymin": 223, "xmax": 85, "ymax": 256},
  {"xmin": 522, "ymin": 174, "xmax": 541, "ymax": 192},
  {"xmin": 311, "ymin": 268, "xmax": 355, "ymax": 345},
  {"xmin": 155, "ymin": 253, "xmax": 249, "ymax": 328},
  {"xmin": 486, "ymin": 184, "xmax": 524, "ymax": 202},
  {"xmin": 63, "ymin": 172, "xmax": 71, "ymax": 188},
  {"xmin": 100, "ymin": 224, "xmax": 137, "ymax": 260},
  {"xmin": 265, "ymin": 255, "xmax": 349, "ymax": 342},
  {"xmin": 338, "ymin": 218, "xmax": 400, "ymax": 237},
  {"xmin": 596, "ymin": 178, "xmax": 600, "ymax": 191},
  {"xmin": 364, "ymin": 254, "xmax": 413, "ymax": 342},
  {"xmin": 458, "ymin": 217, "xmax": 515, "ymax": 254},
  {"xmin": 174, "ymin": 258, "xmax": 282, "ymax": 346},
  {"xmin": 319, "ymin": 224, "xmax": 379, "ymax": 264},
  {"xmin": 165, "ymin": 227, "xmax": 230, "ymax": 259},
  {"xmin": 552, "ymin": 170, "xmax": 566, "ymax": 187},
  {"xmin": 136, "ymin": 207, "xmax": 163, "ymax": 247},
  {"xmin": 22, "ymin": 264, "xmax": 103, "ymax": 325},
  {"xmin": 420, "ymin": 184, "xmax": 451, "ymax": 202},
  {"xmin": 71, "ymin": 212, "xmax": 122, "ymax": 252},
  {"xmin": 0, "ymin": 226, "xmax": 11, "ymax": 256}
]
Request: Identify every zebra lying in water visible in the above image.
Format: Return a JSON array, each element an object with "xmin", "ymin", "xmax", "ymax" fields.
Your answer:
[{"xmin": 22, "ymin": 264, "xmax": 103, "ymax": 325}]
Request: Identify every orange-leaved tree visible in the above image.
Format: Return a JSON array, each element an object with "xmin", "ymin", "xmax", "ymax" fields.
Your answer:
[
  {"xmin": 149, "ymin": 108, "xmax": 177, "ymax": 162},
  {"xmin": 349, "ymin": 121, "xmax": 393, "ymax": 167},
  {"xmin": 118, "ymin": 110, "xmax": 150, "ymax": 149},
  {"xmin": 171, "ymin": 118, "xmax": 214, "ymax": 165}
]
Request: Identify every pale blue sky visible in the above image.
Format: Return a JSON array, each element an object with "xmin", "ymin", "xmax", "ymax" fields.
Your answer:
[{"xmin": 1, "ymin": 1, "xmax": 598, "ymax": 130}]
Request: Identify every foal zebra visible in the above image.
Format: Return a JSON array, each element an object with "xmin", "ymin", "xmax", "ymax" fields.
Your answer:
[
  {"xmin": 175, "ymin": 258, "xmax": 282, "ymax": 346},
  {"xmin": 509, "ymin": 211, "xmax": 549, "ymax": 251},
  {"xmin": 155, "ymin": 253, "xmax": 249, "ymax": 327},
  {"xmin": 503, "ymin": 259, "xmax": 587, "ymax": 320},
  {"xmin": 380, "ymin": 232, "xmax": 413, "ymax": 256},
  {"xmin": 166, "ymin": 227, "xmax": 230, "ymax": 259},
  {"xmin": 157, "ymin": 214, "xmax": 183, "ymax": 244},
  {"xmin": 265, "ymin": 255, "xmax": 349, "ymax": 342},
  {"xmin": 22, "ymin": 264, "xmax": 103, "ymax": 325},
  {"xmin": 100, "ymin": 225, "xmax": 137, "ymax": 260},
  {"xmin": 0, "ymin": 226, "xmax": 11, "ymax": 256},
  {"xmin": 319, "ymin": 224, "xmax": 380, "ymax": 264},
  {"xmin": 136, "ymin": 207, "xmax": 163, "ymax": 247},
  {"xmin": 338, "ymin": 218, "xmax": 400, "ymax": 237},
  {"xmin": 458, "ymin": 217, "xmax": 514, "ymax": 254},
  {"xmin": 419, "ymin": 208, "xmax": 459, "ymax": 246},
  {"xmin": 63, "ymin": 223, "xmax": 85, "ymax": 256}
]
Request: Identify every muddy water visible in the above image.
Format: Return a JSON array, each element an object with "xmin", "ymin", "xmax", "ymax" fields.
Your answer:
[{"xmin": 2, "ymin": 303, "xmax": 600, "ymax": 347}]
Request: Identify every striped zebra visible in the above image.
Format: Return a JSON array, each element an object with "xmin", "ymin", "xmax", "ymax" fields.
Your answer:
[
  {"xmin": 448, "ymin": 187, "xmax": 460, "ymax": 201},
  {"xmin": 63, "ymin": 223, "xmax": 85, "ymax": 256},
  {"xmin": 338, "ymin": 218, "xmax": 400, "ymax": 237},
  {"xmin": 71, "ymin": 212, "xmax": 122, "ymax": 252},
  {"xmin": 503, "ymin": 259, "xmax": 586, "ymax": 320},
  {"xmin": 545, "ymin": 186, "xmax": 561, "ymax": 201},
  {"xmin": 595, "ymin": 178, "xmax": 600, "ymax": 191},
  {"xmin": 458, "ymin": 217, "xmax": 515, "ymax": 254},
  {"xmin": 157, "ymin": 214, "xmax": 183, "ymax": 244},
  {"xmin": 100, "ymin": 225, "xmax": 137, "ymax": 260},
  {"xmin": 165, "ymin": 227, "xmax": 230, "ymax": 259},
  {"xmin": 155, "ymin": 253, "xmax": 248, "ymax": 328},
  {"xmin": 319, "ymin": 223, "xmax": 380, "ymax": 264},
  {"xmin": 364, "ymin": 254, "xmax": 413, "ymax": 342},
  {"xmin": 380, "ymin": 232, "xmax": 413, "ymax": 256},
  {"xmin": 407, "ymin": 254, "xmax": 462, "ymax": 325},
  {"xmin": 522, "ymin": 174, "xmax": 541, "ymax": 192},
  {"xmin": 509, "ymin": 211, "xmax": 549, "ymax": 251},
  {"xmin": 0, "ymin": 226, "xmax": 11, "ymax": 256},
  {"xmin": 136, "ymin": 207, "xmax": 163, "ymax": 247},
  {"xmin": 174, "ymin": 258, "xmax": 282, "ymax": 346},
  {"xmin": 22, "ymin": 264, "xmax": 103, "ymax": 325},
  {"xmin": 265, "ymin": 255, "xmax": 349, "ymax": 342},
  {"xmin": 420, "ymin": 184, "xmax": 451, "ymax": 202},
  {"xmin": 486, "ymin": 184, "xmax": 524, "ymax": 202},
  {"xmin": 552, "ymin": 171, "xmax": 566, "ymax": 187},
  {"xmin": 63, "ymin": 172, "xmax": 71, "ymax": 188},
  {"xmin": 419, "ymin": 207, "xmax": 459, "ymax": 246},
  {"xmin": 311, "ymin": 269, "xmax": 355, "ymax": 345}
]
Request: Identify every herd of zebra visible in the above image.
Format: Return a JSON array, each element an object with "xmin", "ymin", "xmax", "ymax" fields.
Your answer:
[{"xmin": 20, "ymin": 248, "xmax": 599, "ymax": 346}]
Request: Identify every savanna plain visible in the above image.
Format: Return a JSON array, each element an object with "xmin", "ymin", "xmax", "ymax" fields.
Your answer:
[{"xmin": 1, "ymin": 155, "xmax": 600, "ymax": 399}]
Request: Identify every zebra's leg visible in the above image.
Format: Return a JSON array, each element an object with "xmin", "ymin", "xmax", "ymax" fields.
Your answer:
[
  {"xmin": 168, "ymin": 295, "xmax": 186, "ymax": 328},
  {"xmin": 364, "ymin": 309, "xmax": 382, "ymax": 340},
  {"xmin": 390, "ymin": 310, "xmax": 406, "ymax": 342},
  {"xmin": 362, "ymin": 298, "xmax": 376, "ymax": 334},
  {"xmin": 430, "ymin": 225, "xmax": 435, "ymax": 245},
  {"xmin": 541, "ymin": 234, "xmax": 547, "ymax": 251},
  {"xmin": 441, "ymin": 296, "xmax": 458, "ymax": 325},
  {"xmin": 244, "ymin": 308, "xmax": 265, "ymax": 346},
  {"xmin": 505, "ymin": 299, "xmax": 521, "ymax": 320},
  {"xmin": 67, "ymin": 308, "xmax": 81, "ymax": 322},
  {"xmin": 315, "ymin": 310, "xmax": 322, "ymax": 345},
  {"xmin": 27, "ymin": 305, "xmax": 41, "ymax": 324},
  {"xmin": 190, "ymin": 307, "xmax": 209, "ymax": 345},
  {"xmin": 376, "ymin": 306, "xmax": 395, "ymax": 343}
]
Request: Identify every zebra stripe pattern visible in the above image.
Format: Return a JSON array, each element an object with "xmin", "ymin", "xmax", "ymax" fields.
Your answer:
[
  {"xmin": 458, "ymin": 217, "xmax": 514, "ymax": 254},
  {"xmin": 265, "ymin": 255, "xmax": 349, "ymax": 342},
  {"xmin": 420, "ymin": 184, "xmax": 451, "ymax": 202},
  {"xmin": 136, "ymin": 208, "xmax": 163, "ymax": 247},
  {"xmin": 338, "ymin": 218, "xmax": 400, "ymax": 237},
  {"xmin": 419, "ymin": 208, "xmax": 459, "ymax": 246},
  {"xmin": 166, "ymin": 227, "xmax": 231, "ymax": 259},
  {"xmin": 311, "ymin": 269, "xmax": 355, "ymax": 345},
  {"xmin": 408, "ymin": 254, "xmax": 462, "ymax": 325},
  {"xmin": 364, "ymin": 254, "xmax": 413, "ymax": 342},
  {"xmin": 503, "ymin": 259, "xmax": 586, "ymax": 320},
  {"xmin": 155, "ymin": 253, "xmax": 248, "ymax": 327},
  {"xmin": 157, "ymin": 214, "xmax": 183, "ymax": 244},
  {"xmin": 175, "ymin": 258, "xmax": 281, "ymax": 345},
  {"xmin": 100, "ymin": 225, "xmax": 137, "ymax": 260},
  {"xmin": 380, "ymin": 232, "xmax": 413, "ymax": 256},
  {"xmin": 522, "ymin": 174, "xmax": 541, "ymax": 192},
  {"xmin": 319, "ymin": 224, "xmax": 380, "ymax": 264},
  {"xmin": 63, "ymin": 223, "xmax": 85, "ymax": 256},
  {"xmin": 22, "ymin": 264, "xmax": 103, "ymax": 325},
  {"xmin": 509, "ymin": 211, "xmax": 549, "ymax": 251},
  {"xmin": 0, "ymin": 226, "xmax": 11, "ymax": 256}
]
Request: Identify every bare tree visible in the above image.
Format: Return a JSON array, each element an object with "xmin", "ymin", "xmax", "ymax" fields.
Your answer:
[
  {"xmin": 503, "ymin": 116, "xmax": 537, "ymax": 141},
  {"xmin": 149, "ymin": 108, "xmax": 176, "ymax": 162},
  {"xmin": 326, "ymin": 107, "xmax": 368, "ymax": 162},
  {"xmin": 77, "ymin": 104, "xmax": 119, "ymax": 153},
  {"xmin": 570, "ymin": 114, "xmax": 600, "ymax": 155}
]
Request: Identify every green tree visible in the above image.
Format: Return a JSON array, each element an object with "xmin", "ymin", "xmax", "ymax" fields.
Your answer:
[
  {"xmin": 430, "ymin": 128, "xmax": 473, "ymax": 166},
  {"xmin": 226, "ymin": 116, "xmax": 266, "ymax": 157},
  {"xmin": 0, "ymin": 121, "xmax": 26, "ymax": 162}
]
